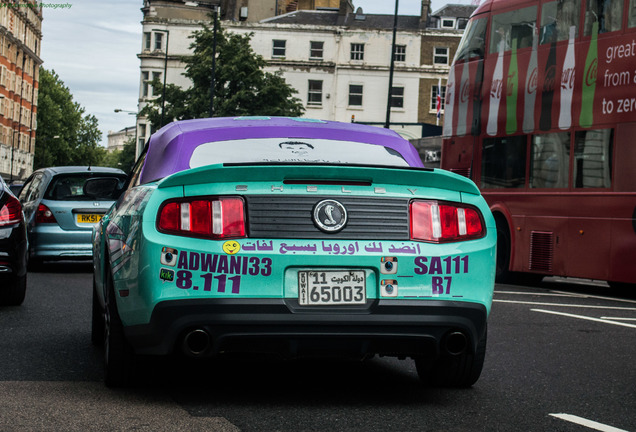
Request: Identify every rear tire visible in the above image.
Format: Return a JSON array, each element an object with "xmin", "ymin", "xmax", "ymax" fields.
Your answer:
[
  {"xmin": 0, "ymin": 274, "xmax": 26, "ymax": 306},
  {"xmin": 103, "ymin": 266, "xmax": 135, "ymax": 387},
  {"xmin": 91, "ymin": 279, "xmax": 104, "ymax": 346},
  {"xmin": 416, "ymin": 326, "xmax": 487, "ymax": 388}
]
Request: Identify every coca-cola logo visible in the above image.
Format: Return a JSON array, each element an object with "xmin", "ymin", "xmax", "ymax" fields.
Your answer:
[
  {"xmin": 561, "ymin": 67, "xmax": 575, "ymax": 90},
  {"xmin": 543, "ymin": 65, "xmax": 556, "ymax": 92},
  {"xmin": 491, "ymin": 79, "xmax": 502, "ymax": 99},
  {"xmin": 585, "ymin": 58, "xmax": 597, "ymax": 86},
  {"xmin": 527, "ymin": 68, "xmax": 538, "ymax": 94},
  {"xmin": 460, "ymin": 80, "xmax": 470, "ymax": 103}
]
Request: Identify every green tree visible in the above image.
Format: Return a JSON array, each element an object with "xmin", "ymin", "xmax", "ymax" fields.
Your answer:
[
  {"xmin": 101, "ymin": 137, "xmax": 136, "ymax": 174},
  {"xmin": 141, "ymin": 23, "xmax": 305, "ymax": 130},
  {"xmin": 34, "ymin": 68, "xmax": 105, "ymax": 169}
]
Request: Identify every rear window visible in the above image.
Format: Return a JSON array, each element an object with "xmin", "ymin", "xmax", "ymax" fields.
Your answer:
[
  {"xmin": 44, "ymin": 174, "xmax": 127, "ymax": 201},
  {"xmin": 189, "ymin": 138, "xmax": 410, "ymax": 168}
]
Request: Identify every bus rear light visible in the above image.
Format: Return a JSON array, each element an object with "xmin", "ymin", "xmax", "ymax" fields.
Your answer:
[
  {"xmin": 35, "ymin": 204, "xmax": 57, "ymax": 224},
  {"xmin": 0, "ymin": 194, "xmax": 23, "ymax": 226},
  {"xmin": 158, "ymin": 197, "xmax": 245, "ymax": 239},
  {"xmin": 410, "ymin": 200, "xmax": 484, "ymax": 243}
]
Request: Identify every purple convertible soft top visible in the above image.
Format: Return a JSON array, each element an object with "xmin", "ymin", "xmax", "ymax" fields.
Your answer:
[{"xmin": 139, "ymin": 117, "xmax": 424, "ymax": 184}]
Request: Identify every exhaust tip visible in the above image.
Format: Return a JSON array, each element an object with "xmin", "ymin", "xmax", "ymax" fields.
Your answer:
[
  {"xmin": 183, "ymin": 329, "xmax": 210, "ymax": 356},
  {"xmin": 444, "ymin": 331, "xmax": 468, "ymax": 356}
]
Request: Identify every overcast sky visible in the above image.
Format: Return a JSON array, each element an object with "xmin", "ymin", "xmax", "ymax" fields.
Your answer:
[{"xmin": 40, "ymin": 0, "xmax": 474, "ymax": 146}]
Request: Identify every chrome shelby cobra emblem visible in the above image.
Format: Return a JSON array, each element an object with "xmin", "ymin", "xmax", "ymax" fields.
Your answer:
[{"xmin": 313, "ymin": 199, "xmax": 347, "ymax": 233}]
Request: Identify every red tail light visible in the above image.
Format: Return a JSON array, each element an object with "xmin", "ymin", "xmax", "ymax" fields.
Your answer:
[
  {"xmin": 410, "ymin": 200, "xmax": 484, "ymax": 243},
  {"xmin": 158, "ymin": 197, "xmax": 245, "ymax": 239},
  {"xmin": 0, "ymin": 194, "xmax": 23, "ymax": 226},
  {"xmin": 35, "ymin": 204, "xmax": 57, "ymax": 224}
]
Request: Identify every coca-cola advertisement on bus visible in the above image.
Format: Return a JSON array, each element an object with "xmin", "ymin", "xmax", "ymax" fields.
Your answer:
[{"xmin": 445, "ymin": 16, "xmax": 636, "ymax": 138}]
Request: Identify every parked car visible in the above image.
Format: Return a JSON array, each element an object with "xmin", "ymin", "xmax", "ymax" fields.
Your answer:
[
  {"xmin": 92, "ymin": 117, "xmax": 496, "ymax": 388},
  {"xmin": 19, "ymin": 166, "xmax": 127, "ymax": 265},
  {"xmin": 0, "ymin": 176, "xmax": 27, "ymax": 306}
]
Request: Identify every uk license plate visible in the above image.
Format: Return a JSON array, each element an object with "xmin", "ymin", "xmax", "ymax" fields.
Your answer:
[
  {"xmin": 77, "ymin": 214, "xmax": 102, "ymax": 224},
  {"xmin": 298, "ymin": 270, "xmax": 366, "ymax": 306}
]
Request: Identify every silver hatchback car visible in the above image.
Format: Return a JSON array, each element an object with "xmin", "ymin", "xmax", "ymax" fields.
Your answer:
[{"xmin": 19, "ymin": 166, "xmax": 127, "ymax": 264}]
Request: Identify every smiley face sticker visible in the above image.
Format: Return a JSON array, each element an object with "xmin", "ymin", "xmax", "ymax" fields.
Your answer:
[{"xmin": 222, "ymin": 240, "xmax": 241, "ymax": 255}]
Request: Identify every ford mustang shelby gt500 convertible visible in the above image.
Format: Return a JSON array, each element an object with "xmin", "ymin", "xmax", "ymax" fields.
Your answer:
[{"xmin": 91, "ymin": 117, "xmax": 496, "ymax": 387}]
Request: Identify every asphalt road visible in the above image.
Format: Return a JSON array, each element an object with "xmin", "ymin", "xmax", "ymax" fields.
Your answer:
[{"xmin": 1, "ymin": 263, "xmax": 635, "ymax": 431}]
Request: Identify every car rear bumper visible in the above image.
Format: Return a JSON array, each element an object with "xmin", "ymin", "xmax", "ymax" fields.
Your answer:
[
  {"xmin": 124, "ymin": 298, "xmax": 488, "ymax": 358},
  {"xmin": 29, "ymin": 225, "xmax": 93, "ymax": 259},
  {"xmin": 0, "ymin": 223, "xmax": 28, "ymax": 278}
]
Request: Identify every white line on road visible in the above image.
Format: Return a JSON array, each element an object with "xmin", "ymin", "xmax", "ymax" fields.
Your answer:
[
  {"xmin": 494, "ymin": 299, "xmax": 636, "ymax": 312},
  {"xmin": 549, "ymin": 413, "xmax": 629, "ymax": 432},
  {"xmin": 550, "ymin": 290, "xmax": 636, "ymax": 305},
  {"xmin": 496, "ymin": 290, "xmax": 585, "ymax": 298},
  {"xmin": 600, "ymin": 317, "xmax": 636, "ymax": 321},
  {"xmin": 532, "ymin": 309, "xmax": 636, "ymax": 329}
]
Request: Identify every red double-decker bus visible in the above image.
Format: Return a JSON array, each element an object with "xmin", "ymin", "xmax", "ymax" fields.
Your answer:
[{"xmin": 441, "ymin": 0, "xmax": 636, "ymax": 286}]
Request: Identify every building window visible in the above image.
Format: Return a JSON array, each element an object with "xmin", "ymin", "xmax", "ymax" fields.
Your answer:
[
  {"xmin": 430, "ymin": 85, "xmax": 446, "ymax": 110},
  {"xmin": 390, "ymin": 86, "xmax": 404, "ymax": 108},
  {"xmin": 307, "ymin": 80, "xmax": 323, "ymax": 106},
  {"xmin": 441, "ymin": 18, "xmax": 456, "ymax": 28},
  {"xmin": 310, "ymin": 41, "xmax": 324, "ymax": 59},
  {"xmin": 434, "ymin": 47, "xmax": 449, "ymax": 65},
  {"xmin": 154, "ymin": 32, "xmax": 163, "ymax": 51},
  {"xmin": 350, "ymin": 43, "xmax": 364, "ymax": 60},
  {"xmin": 141, "ymin": 71, "xmax": 149, "ymax": 97},
  {"xmin": 393, "ymin": 45, "xmax": 406, "ymax": 62},
  {"xmin": 272, "ymin": 39, "xmax": 286, "ymax": 57},
  {"xmin": 144, "ymin": 32, "xmax": 151, "ymax": 50},
  {"xmin": 348, "ymin": 84, "xmax": 363, "ymax": 106}
]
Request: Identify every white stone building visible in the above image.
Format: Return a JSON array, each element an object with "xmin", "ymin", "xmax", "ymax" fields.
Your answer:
[
  {"xmin": 107, "ymin": 126, "xmax": 136, "ymax": 153},
  {"xmin": 134, "ymin": 0, "xmax": 475, "ymax": 154}
]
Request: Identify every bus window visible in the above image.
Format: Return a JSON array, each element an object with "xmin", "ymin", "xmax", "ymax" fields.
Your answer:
[
  {"xmin": 455, "ymin": 17, "xmax": 488, "ymax": 62},
  {"xmin": 574, "ymin": 129, "xmax": 613, "ymax": 188},
  {"xmin": 629, "ymin": 0, "xmax": 636, "ymax": 27},
  {"xmin": 530, "ymin": 133, "xmax": 570, "ymax": 188},
  {"xmin": 490, "ymin": 6, "xmax": 538, "ymax": 53},
  {"xmin": 540, "ymin": 0, "xmax": 581, "ymax": 44},
  {"xmin": 481, "ymin": 136, "xmax": 527, "ymax": 188},
  {"xmin": 584, "ymin": 0, "xmax": 624, "ymax": 35}
]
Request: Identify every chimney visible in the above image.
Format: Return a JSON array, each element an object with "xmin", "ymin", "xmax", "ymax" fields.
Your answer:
[
  {"xmin": 339, "ymin": 0, "xmax": 353, "ymax": 15},
  {"xmin": 420, "ymin": 0, "xmax": 430, "ymax": 26}
]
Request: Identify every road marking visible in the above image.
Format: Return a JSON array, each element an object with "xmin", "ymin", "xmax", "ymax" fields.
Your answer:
[
  {"xmin": 600, "ymin": 317, "xmax": 636, "ymax": 321},
  {"xmin": 494, "ymin": 299, "xmax": 636, "ymax": 312},
  {"xmin": 550, "ymin": 290, "xmax": 636, "ymax": 305},
  {"xmin": 532, "ymin": 309, "xmax": 636, "ymax": 329},
  {"xmin": 496, "ymin": 290, "xmax": 584, "ymax": 298},
  {"xmin": 549, "ymin": 413, "xmax": 629, "ymax": 432}
]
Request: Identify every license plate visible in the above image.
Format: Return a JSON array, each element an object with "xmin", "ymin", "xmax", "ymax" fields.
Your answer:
[
  {"xmin": 77, "ymin": 214, "xmax": 102, "ymax": 224},
  {"xmin": 298, "ymin": 270, "xmax": 366, "ymax": 306}
]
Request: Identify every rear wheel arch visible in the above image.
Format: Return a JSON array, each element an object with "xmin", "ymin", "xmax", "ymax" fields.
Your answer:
[{"xmin": 491, "ymin": 208, "xmax": 514, "ymax": 283}]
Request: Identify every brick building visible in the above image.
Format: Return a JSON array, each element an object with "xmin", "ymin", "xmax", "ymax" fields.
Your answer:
[{"xmin": 0, "ymin": 1, "xmax": 42, "ymax": 181}]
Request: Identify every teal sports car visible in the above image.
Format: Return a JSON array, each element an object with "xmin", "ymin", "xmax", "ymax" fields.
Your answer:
[{"xmin": 91, "ymin": 117, "xmax": 496, "ymax": 388}]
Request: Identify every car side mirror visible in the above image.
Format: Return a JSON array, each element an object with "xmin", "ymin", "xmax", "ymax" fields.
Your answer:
[{"xmin": 84, "ymin": 177, "xmax": 124, "ymax": 200}]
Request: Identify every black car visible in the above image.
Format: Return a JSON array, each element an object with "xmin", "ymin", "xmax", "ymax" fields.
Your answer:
[{"xmin": 0, "ymin": 176, "xmax": 27, "ymax": 306}]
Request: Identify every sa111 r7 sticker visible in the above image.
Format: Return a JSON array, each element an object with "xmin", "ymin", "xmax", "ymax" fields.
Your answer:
[{"xmin": 414, "ymin": 255, "xmax": 469, "ymax": 295}]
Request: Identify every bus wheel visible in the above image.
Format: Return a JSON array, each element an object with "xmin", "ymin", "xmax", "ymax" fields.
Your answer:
[{"xmin": 495, "ymin": 217, "xmax": 512, "ymax": 283}]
